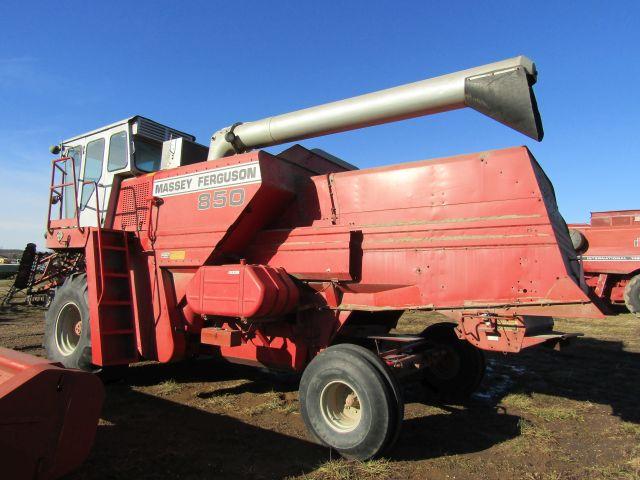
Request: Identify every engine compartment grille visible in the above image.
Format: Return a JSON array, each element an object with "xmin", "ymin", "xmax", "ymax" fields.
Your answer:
[{"xmin": 116, "ymin": 181, "xmax": 150, "ymax": 231}]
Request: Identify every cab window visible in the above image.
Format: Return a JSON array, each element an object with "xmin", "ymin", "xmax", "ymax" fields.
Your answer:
[
  {"xmin": 80, "ymin": 138, "xmax": 105, "ymax": 209},
  {"xmin": 63, "ymin": 146, "xmax": 82, "ymax": 218},
  {"xmin": 134, "ymin": 138, "xmax": 162, "ymax": 172},
  {"xmin": 107, "ymin": 131, "xmax": 128, "ymax": 171},
  {"xmin": 67, "ymin": 146, "xmax": 82, "ymax": 180}
]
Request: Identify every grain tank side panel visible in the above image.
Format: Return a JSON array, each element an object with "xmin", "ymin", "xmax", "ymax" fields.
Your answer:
[{"xmin": 248, "ymin": 147, "xmax": 600, "ymax": 317}]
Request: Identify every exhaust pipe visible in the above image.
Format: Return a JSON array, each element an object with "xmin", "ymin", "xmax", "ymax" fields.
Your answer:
[{"xmin": 208, "ymin": 55, "xmax": 543, "ymax": 160}]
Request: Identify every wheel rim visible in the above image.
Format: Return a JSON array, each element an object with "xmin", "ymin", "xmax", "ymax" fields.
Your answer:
[
  {"xmin": 320, "ymin": 380, "xmax": 362, "ymax": 432},
  {"xmin": 55, "ymin": 302, "xmax": 82, "ymax": 356}
]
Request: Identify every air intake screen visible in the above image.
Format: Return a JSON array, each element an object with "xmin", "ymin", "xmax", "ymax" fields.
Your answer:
[{"xmin": 115, "ymin": 181, "xmax": 150, "ymax": 231}]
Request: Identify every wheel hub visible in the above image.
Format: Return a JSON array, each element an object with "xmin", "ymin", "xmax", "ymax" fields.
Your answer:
[
  {"xmin": 55, "ymin": 302, "xmax": 82, "ymax": 356},
  {"xmin": 320, "ymin": 380, "xmax": 362, "ymax": 432}
]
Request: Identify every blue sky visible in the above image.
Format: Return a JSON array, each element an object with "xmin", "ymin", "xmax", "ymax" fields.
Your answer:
[{"xmin": 0, "ymin": 1, "xmax": 638, "ymax": 249}]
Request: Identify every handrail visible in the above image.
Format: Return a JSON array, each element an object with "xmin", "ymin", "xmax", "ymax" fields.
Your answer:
[
  {"xmin": 81, "ymin": 180, "xmax": 105, "ymax": 304},
  {"xmin": 47, "ymin": 156, "xmax": 81, "ymax": 234}
]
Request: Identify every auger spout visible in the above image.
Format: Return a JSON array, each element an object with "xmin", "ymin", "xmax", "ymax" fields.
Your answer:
[{"xmin": 208, "ymin": 55, "xmax": 543, "ymax": 159}]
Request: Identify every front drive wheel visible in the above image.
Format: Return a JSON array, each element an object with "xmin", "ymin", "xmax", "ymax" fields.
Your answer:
[
  {"xmin": 624, "ymin": 274, "xmax": 640, "ymax": 317},
  {"xmin": 44, "ymin": 274, "xmax": 97, "ymax": 371},
  {"xmin": 299, "ymin": 345, "xmax": 398, "ymax": 460}
]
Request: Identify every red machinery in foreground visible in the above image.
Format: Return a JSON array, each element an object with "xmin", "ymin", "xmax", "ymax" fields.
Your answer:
[
  {"xmin": 569, "ymin": 210, "xmax": 640, "ymax": 315},
  {"xmin": 41, "ymin": 55, "xmax": 602, "ymax": 459},
  {"xmin": 0, "ymin": 347, "xmax": 103, "ymax": 479}
]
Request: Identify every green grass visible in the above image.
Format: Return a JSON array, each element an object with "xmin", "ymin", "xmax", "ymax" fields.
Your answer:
[
  {"xmin": 293, "ymin": 459, "xmax": 393, "ymax": 480},
  {"xmin": 620, "ymin": 421, "xmax": 640, "ymax": 438},
  {"xmin": 517, "ymin": 418, "xmax": 554, "ymax": 441},
  {"xmin": 203, "ymin": 393, "xmax": 235, "ymax": 410},
  {"xmin": 503, "ymin": 393, "xmax": 585, "ymax": 422},
  {"xmin": 245, "ymin": 391, "xmax": 298, "ymax": 416},
  {"xmin": 154, "ymin": 379, "xmax": 183, "ymax": 396}
]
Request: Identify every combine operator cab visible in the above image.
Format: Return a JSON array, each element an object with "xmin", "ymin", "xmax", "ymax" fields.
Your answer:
[{"xmin": 47, "ymin": 116, "xmax": 207, "ymax": 233}]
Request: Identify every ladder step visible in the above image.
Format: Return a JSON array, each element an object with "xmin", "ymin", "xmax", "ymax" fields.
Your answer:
[
  {"xmin": 104, "ymin": 272, "xmax": 129, "ymax": 278},
  {"xmin": 101, "ymin": 329, "xmax": 135, "ymax": 336},
  {"xmin": 102, "ymin": 245, "xmax": 126, "ymax": 251},
  {"xmin": 104, "ymin": 357, "xmax": 137, "ymax": 365},
  {"xmin": 100, "ymin": 300, "xmax": 132, "ymax": 307},
  {"xmin": 51, "ymin": 182, "xmax": 75, "ymax": 189}
]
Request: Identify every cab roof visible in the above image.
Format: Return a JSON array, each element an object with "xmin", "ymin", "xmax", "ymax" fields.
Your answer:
[{"xmin": 62, "ymin": 115, "xmax": 195, "ymax": 144}]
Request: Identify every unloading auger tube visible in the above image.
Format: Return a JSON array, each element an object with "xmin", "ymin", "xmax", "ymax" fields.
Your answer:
[{"xmin": 208, "ymin": 55, "xmax": 543, "ymax": 159}]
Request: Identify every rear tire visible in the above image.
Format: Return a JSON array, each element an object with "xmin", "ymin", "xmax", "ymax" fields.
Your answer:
[
  {"xmin": 624, "ymin": 274, "xmax": 640, "ymax": 317},
  {"xmin": 299, "ymin": 345, "xmax": 397, "ymax": 460},
  {"xmin": 44, "ymin": 274, "xmax": 97, "ymax": 371},
  {"xmin": 420, "ymin": 322, "xmax": 485, "ymax": 403}
]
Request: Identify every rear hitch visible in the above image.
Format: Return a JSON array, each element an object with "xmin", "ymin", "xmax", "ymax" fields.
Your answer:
[{"xmin": 455, "ymin": 313, "xmax": 582, "ymax": 353}]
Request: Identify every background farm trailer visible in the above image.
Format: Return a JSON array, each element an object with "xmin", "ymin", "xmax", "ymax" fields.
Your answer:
[
  {"xmin": 569, "ymin": 210, "xmax": 640, "ymax": 316},
  {"xmin": 34, "ymin": 55, "xmax": 603, "ymax": 461}
]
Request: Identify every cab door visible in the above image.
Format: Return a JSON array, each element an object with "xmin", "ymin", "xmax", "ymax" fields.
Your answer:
[
  {"xmin": 78, "ymin": 135, "xmax": 106, "ymax": 227},
  {"xmin": 78, "ymin": 127, "xmax": 130, "ymax": 228},
  {"xmin": 60, "ymin": 143, "xmax": 84, "ymax": 221},
  {"xmin": 101, "ymin": 128, "xmax": 130, "ymax": 228}
]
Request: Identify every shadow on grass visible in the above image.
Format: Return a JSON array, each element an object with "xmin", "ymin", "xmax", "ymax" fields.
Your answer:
[
  {"xmin": 392, "ymin": 404, "xmax": 520, "ymax": 462},
  {"xmin": 76, "ymin": 359, "xmax": 521, "ymax": 479},
  {"xmin": 71, "ymin": 385, "xmax": 324, "ymax": 480},
  {"xmin": 480, "ymin": 336, "xmax": 640, "ymax": 424},
  {"xmin": 121, "ymin": 357, "xmax": 299, "ymax": 392}
]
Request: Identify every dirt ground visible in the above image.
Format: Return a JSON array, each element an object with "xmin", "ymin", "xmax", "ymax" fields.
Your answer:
[{"xmin": 1, "ymin": 278, "xmax": 639, "ymax": 480}]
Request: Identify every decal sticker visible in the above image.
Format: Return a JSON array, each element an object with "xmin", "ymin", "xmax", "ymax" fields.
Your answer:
[
  {"xmin": 197, "ymin": 188, "xmax": 245, "ymax": 210},
  {"xmin": 579, "ymin": 255, "xmax": 640, "ymax": 262},
  {"xmin": 160, "ymin": 251, "xmax": 186, "ymax": 260},
  {"xmin": 153, "ymin": 162, "xmax": 260, "ymax": 198}
]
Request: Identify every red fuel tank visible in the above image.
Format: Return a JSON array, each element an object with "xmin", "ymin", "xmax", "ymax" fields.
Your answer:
[{"xmin": 186, "ymin": 264, "xmax": 299, "ymax": 319}]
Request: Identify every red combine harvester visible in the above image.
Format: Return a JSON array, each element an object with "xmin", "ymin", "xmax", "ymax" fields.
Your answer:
[
  {"xmin": 569, "ymin": 210, "xmax": 640, "ymax": 316},
  {"xmin": 39, "ymin": 55, "xmax": 602, "ymax": 459}
]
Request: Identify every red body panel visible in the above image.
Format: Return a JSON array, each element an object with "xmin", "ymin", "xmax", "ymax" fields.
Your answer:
[
  {"xmin": 0, "ymin": 347, "xmax": 103, "ymax": 480},
  {"xmin": 569, "ymin": 210, "xmax": 640, "ymax": 304},
  {"xmin": 46, "ymin": 145, "xmax": 602, "ymax": 370}
]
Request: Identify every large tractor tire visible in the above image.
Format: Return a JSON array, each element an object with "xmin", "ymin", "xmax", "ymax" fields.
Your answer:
[
  {"xmin": 44, "ymin": 274, "xmax": 97, "ymax": 372},
  {"xmin": 624, "ymin": 274, "xmax": 640, "ymax": 317},
  {"xmin": 420, "ymin": 322, "xmax": 486, "ymax": 403},
  {"xmin": 299, "ymin": 345, "xmax": 400, "ymax": 460}
]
